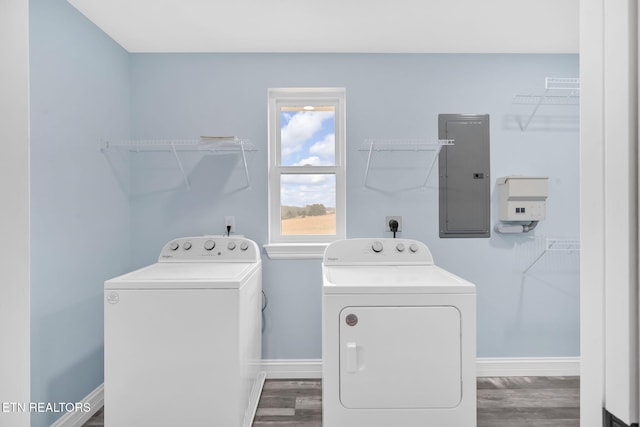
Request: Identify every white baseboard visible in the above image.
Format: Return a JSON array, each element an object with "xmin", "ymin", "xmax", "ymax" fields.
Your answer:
[
  {"xmin": 476, "ymin": 357, "xmax": 580, "ymax": 377},
  {"xmin": 262, "ymin": 359, "xmax": 323, "ymax": 379},
  {"xmin": 50, "ymin": 383, "xmax": 103, "ymax": 427},
  {"xmin": 262, "ymin": 357, "xmax": 580, "ymax": 379}
]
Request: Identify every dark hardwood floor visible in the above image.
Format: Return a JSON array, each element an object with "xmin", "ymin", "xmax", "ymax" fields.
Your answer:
[
  {"xmin": 476, "ymin": 376, "xmax": 579, "ymax": 427},
  {"xmin": 83, "ymin": 376, "xmax": 579, "ymax": 426},
  {"xmin": 254, "ymin": 379, "xmax": 322, "ymax": 426}
]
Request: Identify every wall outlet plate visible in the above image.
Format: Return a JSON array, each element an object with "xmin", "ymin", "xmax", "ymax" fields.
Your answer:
[{"xmin": 385, "ymin": 216, "xmax": 402, "ymax": 232}]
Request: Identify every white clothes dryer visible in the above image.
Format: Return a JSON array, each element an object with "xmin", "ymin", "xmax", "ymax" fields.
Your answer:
[
  {"xmin": 322, "ymin": 238, "xmax": 476, "ymax": 427},
  {"xmin": 104, "ymin": 236, "xmax": 264, "ymax": 427}
]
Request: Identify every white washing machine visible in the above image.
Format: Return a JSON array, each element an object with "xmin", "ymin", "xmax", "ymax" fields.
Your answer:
[
  {"xmin": 104, "ymin": 236, "xmax": 264, "ymax": 427},
  {"xmin": 322, "ymin": 238, "xmax": 476, "ymax": 426}
]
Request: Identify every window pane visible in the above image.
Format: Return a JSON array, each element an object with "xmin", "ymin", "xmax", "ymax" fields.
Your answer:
[
  {"xmin": 280, "ymin": 106, "xmax": 335, "ymax": 166},
  {"xmin": 281, "ymin": 174, "xmax": 336, "ymax": 235}
]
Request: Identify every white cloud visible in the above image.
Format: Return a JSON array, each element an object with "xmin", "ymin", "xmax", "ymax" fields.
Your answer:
[
  {"xmin": 309, "ymin": 134, "xmax": 335, "ymax": 162},
  {"xmin": 281, "ymin": 174, "xmax": 336, "ymax": 207},
  {"xmin": 293, "ymin": 155, "xmax": 333, "ymax": 166},
  {"xmin": 281, "ymin": 174, "xmax": 333, "ymax": 185},
  {"xmin": 281, "ymin": 111, "xmax": 333, "ymax": 158}
]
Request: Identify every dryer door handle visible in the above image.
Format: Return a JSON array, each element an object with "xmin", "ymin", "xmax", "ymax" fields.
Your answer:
[{"xmin": 346, "ymin": 342, "xmax": 358, "ymax": 373}]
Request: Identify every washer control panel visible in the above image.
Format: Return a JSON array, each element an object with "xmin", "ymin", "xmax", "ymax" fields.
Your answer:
[
  {"xmin": 323, "ymin": 238, "xmax": 433, "ymax": 266},
  {"xmin": 158, "ymin": 236, "xmax": 259, "ymax": 262}
]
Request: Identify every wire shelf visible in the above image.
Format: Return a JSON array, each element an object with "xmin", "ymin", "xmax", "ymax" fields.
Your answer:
[
  {"xmin": 101, "ymin": 137, "xmax": 255, "ymax": 153},
  {"xmin": 360, "ymin": 139, "xmax": 454, "ymax": 151},
  {"xmin": 513, "ymin": 91, "xmax": 580, "ymax": 106},
  {"xmin": 523, "ymin": 237, "xmax": 580, "ymax": 275},
  {"xmin": 359, "ymin": 139, "xmax": 453, "ymax": 190},
  {"xmin": 513, "ymin": 77, "xmax": 580, "ymax": 131},
  {"xmin": 100, "ymin": 136, "xmax": 256, "ymax": 190},
  {"xmin": 545, "ymin": 77, "xmax": 580, "ymax": 90}
]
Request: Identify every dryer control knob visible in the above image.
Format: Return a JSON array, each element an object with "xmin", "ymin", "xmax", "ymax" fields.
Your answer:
[
  {"xmin": 204, "ymin": 240, "xmax": 215, "ymax": 251},
  {"xmin": 240, "ymin": 242, "xmax": 249, "ymax": 251},
  {"xmin": 371, "ymin": 241, "xmax": 383, "ymax": 253},
  {"xmin": 169, "ymin": 242, "xmax": 179, "ymax": 251},
  {"xmin": 227, "ymin": 241, "xmax": 236, "ymax": 250},
  {"xmin": 396, "ymin": 243, "xmax": 405, "ymax": 252},
  {"xmin": 183, "ymin": 242, "xmax": 192, "ymax": 250},
  {"xmin": 409, "ymin": 243, "xmax": 419, "ymax": 253}
]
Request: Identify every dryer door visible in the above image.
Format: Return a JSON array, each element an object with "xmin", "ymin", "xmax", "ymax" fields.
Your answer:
[{"xmin": 339, "ymin": 306, "xmax": 461, "ymax": 409}]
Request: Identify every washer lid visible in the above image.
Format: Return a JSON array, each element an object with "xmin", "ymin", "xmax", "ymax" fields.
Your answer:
[
  {"xmin": 105, "ymin": 261, "xmax": 260, "ymax": 289},
  {"xmin": 323, "ymin": 265, "xmax": 475, "ymax": 294}
]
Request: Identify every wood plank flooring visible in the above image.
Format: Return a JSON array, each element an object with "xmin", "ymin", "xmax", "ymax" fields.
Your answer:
[
  {"xmin": 83, "ymin": 376, "xmax": 579, "ymax": 426},
  {"xmin": 476, "ymin": 377, "xmax": 579, "ymax": 427},
  {"xmin": 254, "ymin": 380, "xmax": 322, "ymax": 426}
]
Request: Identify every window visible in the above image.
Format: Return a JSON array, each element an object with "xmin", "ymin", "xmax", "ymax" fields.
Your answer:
[{"xmin": 266, "ymin": 88, "xmax": 346, "ymax": 258}]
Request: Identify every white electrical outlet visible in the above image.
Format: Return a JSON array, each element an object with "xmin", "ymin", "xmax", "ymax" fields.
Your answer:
[
  {"xmin": 385, "ymin": 216, "xmax": 402, "ymax": 232},
  {"xmin": 225, "ymin": 216, "xmax": 235, "ymax": 233}
]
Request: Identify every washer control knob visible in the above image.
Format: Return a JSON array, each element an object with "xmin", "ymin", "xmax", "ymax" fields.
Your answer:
[
  {"xmin": 371, "ymin": 241, "xmax": 383, "ymax": 253},
  {"xmin": 204, "ymin": 240, "xmax": 215, "ymax": 251},
  {"xmin": 396, "ymin": 243, "xmax": 405, "ymax": 252},
  {"xmin": 227, "ymin": 241, "xmax": 236, "ymax": 250},
  {"xmin": 169, "ymin": 242, "xmax": 179, "ymax": 251},
  {"xmin": 183, "ymin": 242, "xmax": 192, "ymax": 250},
  {"xmin": 240, "ymin": 241, "xmax": 249, "ymax": 251},
  {"xmin": 409, "ymin": 243, "xmax": 419, "ymax": 253}
]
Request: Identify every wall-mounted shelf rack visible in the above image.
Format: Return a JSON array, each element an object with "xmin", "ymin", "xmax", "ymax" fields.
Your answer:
[
  {"xmin": 513, "ymin": 77, "xmax": 580, "ymax": 131},
  {"xmin": 100, "ymin": 136, "xmax": 256, "ymax": 190},
  {"xmin": 358, "ymin": 139, "xmax": 454, "ymax": 190},
  {"xmin": 523, "ymin": 237, "xmax": 580, "ymax": 275}
]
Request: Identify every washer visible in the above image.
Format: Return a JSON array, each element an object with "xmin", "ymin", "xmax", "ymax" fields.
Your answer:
[
  {"xmin": 322, "ymin": 238, "xmax": 476, "ymax": 426},
  {"xmin": 104, "ymin": 236, "xmax": 264, "ymax": 427}
]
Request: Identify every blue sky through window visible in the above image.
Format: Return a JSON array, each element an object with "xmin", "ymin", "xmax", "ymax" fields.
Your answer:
[
  {"xmin": 280, "ymin": 108, "xmax": 336, "ymax": 208},
  {"xmin": 280, "ymin": 109, "xmax": 335, "ymax": 166}
]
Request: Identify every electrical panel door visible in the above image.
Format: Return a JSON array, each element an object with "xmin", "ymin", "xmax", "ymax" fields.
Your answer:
[{"xmin": 439, "ymin": 114, "xmax": 490, "ymax": 238}]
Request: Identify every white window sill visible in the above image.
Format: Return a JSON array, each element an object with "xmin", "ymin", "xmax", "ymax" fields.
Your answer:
[{"xmin": 263, "ymin": 243, "xmax": 328, "ymax": 260}]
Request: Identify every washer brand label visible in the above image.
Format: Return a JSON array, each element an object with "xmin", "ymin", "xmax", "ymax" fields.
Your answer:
[{"xmin": 106, "ymin": 292, "xmax": 119, "ymax": 304}]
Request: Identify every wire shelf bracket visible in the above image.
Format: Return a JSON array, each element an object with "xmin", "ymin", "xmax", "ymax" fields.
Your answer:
[{"xmin": 359, "ymin": 139, "xmax": 454, "ymax": 190}]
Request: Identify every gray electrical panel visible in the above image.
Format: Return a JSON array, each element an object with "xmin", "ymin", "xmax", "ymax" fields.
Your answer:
[{"xmin": 439, "ymin": 114, "xmax": 490, "ymax": 238}]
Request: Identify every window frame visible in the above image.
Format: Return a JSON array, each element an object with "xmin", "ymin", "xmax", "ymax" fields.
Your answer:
[{"xmin": 265, "ymin": 88, "xmax": 346, "ymax": 257}]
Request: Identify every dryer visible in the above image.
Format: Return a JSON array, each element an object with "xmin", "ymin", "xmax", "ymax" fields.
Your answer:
[
  {"xmin": 104, "ymin": 236, "xmax": 264, "ymax": 427},
  {"xmin": 322, "ymin": 238, "xmax": 476, "ymax": 426}
]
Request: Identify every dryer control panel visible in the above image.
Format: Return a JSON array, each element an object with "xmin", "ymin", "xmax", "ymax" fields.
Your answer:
[
  {"xmin": 323, "ymin": 238, "xmax": 434, "ymax": 266},
  {"xmin": 158, "ymin": 236, "xmax": 259, "ymax": 262}
]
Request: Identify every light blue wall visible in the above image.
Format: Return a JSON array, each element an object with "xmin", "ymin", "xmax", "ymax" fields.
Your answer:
[
  {"xmin": 28, "ymin": 4, "xmax": 579, "ymax": 415},
  {"xmin": 129, "ymin": 53, "xmax": 580, "ymax": 359},
  {"xmin": 29, "ymin": 0, "xmax": 130, "ymax": 425}
]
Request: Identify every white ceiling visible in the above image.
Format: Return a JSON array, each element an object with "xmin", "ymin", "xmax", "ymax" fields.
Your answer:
[{"xmin": 66, "ymin": 0, "xmax": 579, "ymax": 54}]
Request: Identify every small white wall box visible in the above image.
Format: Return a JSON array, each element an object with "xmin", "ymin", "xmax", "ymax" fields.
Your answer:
[{"xmin": 497, "ymin": 176, "xmax": 548, "ymax": 221}]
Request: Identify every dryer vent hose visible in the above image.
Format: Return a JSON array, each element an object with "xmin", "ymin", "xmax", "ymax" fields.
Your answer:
[{"xmin": 494, "ymin": 221, "xmax": 539, "ymax": 234}]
